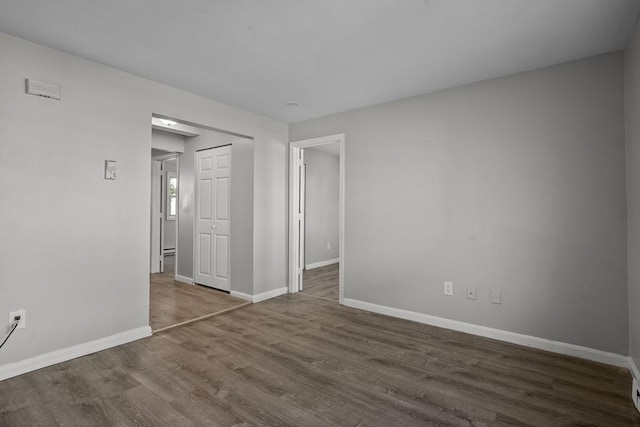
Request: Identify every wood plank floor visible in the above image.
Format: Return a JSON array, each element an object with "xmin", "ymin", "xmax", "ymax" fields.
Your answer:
[
  {"xmin": 2, "ymin": 293, "xmax": 638, "ymax": 426},
  {"xmin": 302, "ymin": 263, "xmax": 339, "ymax": 301},
  {"xmin": 150, "ymin": 255, "xmax": 249, "ymax": 331}
]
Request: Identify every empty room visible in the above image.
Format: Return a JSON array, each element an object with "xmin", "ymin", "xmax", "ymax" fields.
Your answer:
[{"xmin": 1, "ymin": 0, "xmax": 640, "ymax": 425}]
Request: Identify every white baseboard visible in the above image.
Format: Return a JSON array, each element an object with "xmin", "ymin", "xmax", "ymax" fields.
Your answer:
[
  {"xmin": 0, "ymin": 326, "xmax": 152, "ymax": 381},
  {"xmin": 175, "ymin": 275, "xmax": 193, "ymax": 284},
  {"xmin": 306, "ymin": 258, "xmax": 339, "ymax": 270},
  {"xmin": 630, "ymin": 356, "xmax": 640, "ymax": 379},
  {"xmin": 343, "ymin": 298, "xmax": 629, "ymax": 369},
  {"xmin": 230, "ymin": 287, "xmax": 288, "ymax": 303},
  {"xmin": 254, "ymin": 286, "xmax": 288, "ymax": 303},
  {"xmin": 230, "ymin": 290, "xmax": 253, "ymax": 302}
]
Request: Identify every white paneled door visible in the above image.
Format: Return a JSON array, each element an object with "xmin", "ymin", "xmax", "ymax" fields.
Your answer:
[{"xmin": 194, "ymin": 146, "xmax": 231, "ymax": 291}]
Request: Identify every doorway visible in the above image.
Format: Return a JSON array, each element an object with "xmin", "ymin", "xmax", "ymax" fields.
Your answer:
[
  {"xmin": 150, "ymin": 152, "xmax": 179, "ymax": 274},
  {"xmin": 289, "ymin": 134, "xmax": 345, "ymax": 303},
  {"xmin": 149, "ymin": 116, "xmax": 252, "ymax": 332}
]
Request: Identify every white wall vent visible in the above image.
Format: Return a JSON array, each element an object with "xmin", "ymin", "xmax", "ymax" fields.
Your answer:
[{"xmin": 25, "ymin": 79, "xmax": 61, "ymax": 100}]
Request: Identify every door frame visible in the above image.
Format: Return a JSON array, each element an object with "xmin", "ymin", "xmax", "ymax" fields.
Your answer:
[
  {"xmin": 172, "ymin": 155, "xmax": 180, "ymax": 281},
  {"xmin": 151, "ymin": 154, "xmax": 180, "ymax": 277},
  {"xmin": 150, "ymin": 160, "xmax": 163, "ymax": 273},
  {"xmin": 161, "ymin": 156, "xmax": 179, "ymax": 277},
  {"xmin": 288, "ymin": 134, "xmax": 345, "ymax": 303}
]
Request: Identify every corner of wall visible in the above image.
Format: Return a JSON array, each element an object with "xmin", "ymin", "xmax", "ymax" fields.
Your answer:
[{"xmin": 625, "ymin": 13, "xmax": 640, "ymax": 379}]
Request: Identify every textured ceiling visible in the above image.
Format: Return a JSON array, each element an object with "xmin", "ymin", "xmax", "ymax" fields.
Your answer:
[{"xmin": 1, "ymin": 0, "xmax": 639, "ymax": 123}]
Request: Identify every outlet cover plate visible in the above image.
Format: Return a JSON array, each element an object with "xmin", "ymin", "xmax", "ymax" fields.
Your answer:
[
  {"xmin": 491, "ymin": 289, "xmax": 502, "ymax": 304},
  {"xmin": 9, "ymin": 309, "xmax": 26, "ymax": 329},
  {"xmin": 466, "ymin": 285, "xmax": 476, "ymax": 300},
  {"xmin": 443, "ymin": 281, "xmax": 453, "ymax": 296}
]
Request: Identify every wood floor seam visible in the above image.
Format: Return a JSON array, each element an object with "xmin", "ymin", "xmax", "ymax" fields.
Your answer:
[{"xmin": 152, "ymin": 301, "xmax": 252, "ymax": 333}]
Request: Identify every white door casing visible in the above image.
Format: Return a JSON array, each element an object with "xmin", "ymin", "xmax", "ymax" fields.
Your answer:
[
  {"xmin": 150, "ymin": 160, "xmax": 164, "ymax": 273},
  {"xmin": 194, "ymin": 146, "xmax": 232, "ymax": 291},
  {"xmin": 288, "ymin": 134, "xmax": 345, "ymax": 302},
  {"xmin": 298, "ymin": 153, "xmax": 306, "ymax": 291}
]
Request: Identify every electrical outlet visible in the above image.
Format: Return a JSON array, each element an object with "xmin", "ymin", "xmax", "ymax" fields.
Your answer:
[
  {"xmin": 466, "ymin": 285, "xmax": 476, "ymax": 300},
  {"xmin": 633, "ymin": 379, "xmax": 640, "ymax": 413},
  {"xmin": 9, "ymin": 309, "xmax": 26, "ymax": 329},
  {"xmin": 443, "ymin": 281, "xmax": 453, "ymax": 296},
  {"xmin": 491, "ymin": 289, "xmax": 502, "ymax": 304},
  {"xmin": 327, "ymin": 242, "xmax": 330, "ymax": 250}
]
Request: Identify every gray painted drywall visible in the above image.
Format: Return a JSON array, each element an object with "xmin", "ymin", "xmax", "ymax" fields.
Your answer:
[
  {"xmin": 304, "ymin": 147, "xmax": 340, "ymax": 266},
  {"xmin": 252, "ymin": 132, "xmax": 288, "ymax": 295},
  {"xmin": 163, "ymin": 158, "xmax": 177, "ymax": 250},
  {"xmin": 0, "ymin": 33, "xmax": 287, "ymax": 366},
  {"xmin": 176, "ymin": 129, "xmax": 254, "ymax": 296},
  {"xmin": 230, "ymin": 139, "xmax": 255, "ymax": 296},
  {"xmin": 625, "ymin": 19, "xmax": 640, "ymax": 370},
  {"xmin": 291, "ymin": 52, "xmax": 628, "ymax": 354},
  {"xmin": 151, "ymin": 129, "xmax": 185, "ymax": 152}
]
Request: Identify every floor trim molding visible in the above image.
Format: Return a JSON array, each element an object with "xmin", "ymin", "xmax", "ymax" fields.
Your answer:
[
  {"xmin": 0, "ymin": 326, "xmax": 152, "ymax": 381},
  {"xmin": 230, "ymin": 287, "xmax": 288, "ymax": 304},
  {"xmin": 306, "ymin": 258, "xmax": 339, "ymax": 270},
  {"xmin": 630, "ymin": 356, "xmax": 640, "ymax": 379},
  {"xmin": 175, "ymin": 274, "xmax": 193, "ymax": 285},
  {"xmin": 254, "ymin": 286, "xmax": 288, "ymax": 303},
  {"xmin": 229, "ymin": 290, "xmax": 253, "ymax": 302},
  {"xmin": 343, "ymin": 298, "xmax": 629, "ymax": 369}
]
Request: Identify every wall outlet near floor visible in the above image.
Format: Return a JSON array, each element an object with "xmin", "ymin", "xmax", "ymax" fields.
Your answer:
[
  {"xmin": 9, "ymin": 309, "xmax": 26, "ymax": 329},
  {"xmin": 633, "ymin": 379, "xmax": 640, "ymax": 413},
  {"xmin": 466, "ymin": 285, "xmax": 476, "ymax": 300},
  {"xmin": 443, "ymin": 281, "xmax": 453, "ymax": 296},
  {"xmin": 327, "ymin": 242, "xmax": 330, "ymax": 250},
  {"xmin": 491, "ymin": 289, "xmax": 502, "ymax": 304}
]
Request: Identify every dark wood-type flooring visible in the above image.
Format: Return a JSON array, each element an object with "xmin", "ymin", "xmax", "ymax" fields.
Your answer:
[
  {"xmin": 302, "ymin": 263, "xmax": 339, "ymax": 301},
  {"xmin": 2, "ymin": 293, "xmax": 639, "ymax": 426},
  {"xmin": 150, "ymin": 254, "xmax": 249, "ymax": 331}
]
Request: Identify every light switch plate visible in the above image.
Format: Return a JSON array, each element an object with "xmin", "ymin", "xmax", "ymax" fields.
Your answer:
[{"xmin": 105, "ymin": 160, "xmax": 117, "ymax": 180}]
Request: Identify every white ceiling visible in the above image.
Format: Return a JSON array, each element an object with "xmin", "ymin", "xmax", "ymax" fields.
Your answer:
[{"xmin": 1, "ymin": 0, "xmax": 639, "ymax": 124}]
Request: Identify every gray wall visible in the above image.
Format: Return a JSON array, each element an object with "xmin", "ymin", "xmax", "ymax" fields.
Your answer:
[
  {"xmin": 230, "ymin": 139, "xmax": 255, "ymax": 296},
  {"xmin": 163, "ymin": 158, "xmax": 177, "ymax": 251},
  {"xmin": 177, "ymin": 129, "xmax": 255, "ymax": 296},
  {"xmin": 291, "ymin": 52, "xmax": 628, "ymax": 354},
  {"xmin": 304, "ymin": 147, "xmax": 340, "ymax": 266},
  {"xmin": 152, "ymin": 129, "xmax": 185, "ymax": 153},
  {"xmin": 625, "ymin": 19, "xmax": 640, "ymax": 370},
  {"xmin": 0, "ymin": 33, "xmax": 288, "ymax": 366},
  {"xmin": 252, "ymin": 130, "xmax": 288, "ymax": 295}
]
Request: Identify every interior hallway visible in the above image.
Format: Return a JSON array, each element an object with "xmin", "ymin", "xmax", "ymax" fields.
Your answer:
[{"xmin": 149, "ymin": 255, "xmax": 249, "ymax": 331}]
